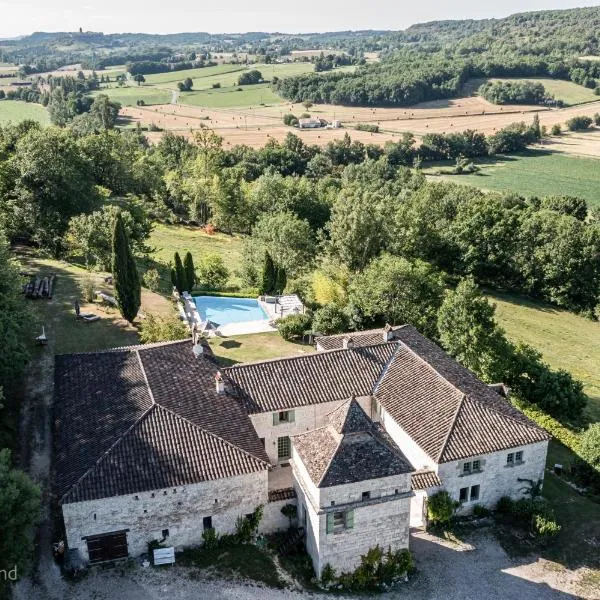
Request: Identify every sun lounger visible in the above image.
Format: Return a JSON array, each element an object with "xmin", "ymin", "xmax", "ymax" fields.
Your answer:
[{"xmin": 81, "ymin": 315, "xmax": 100, "ymax": 323}]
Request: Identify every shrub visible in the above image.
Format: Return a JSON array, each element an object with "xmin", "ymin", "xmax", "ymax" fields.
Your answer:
[
  {"xmin": 79, "ymin": 274, "xmax": 96, "ymax": 303},
  {"xmin": 427, "ymin": 491, "xmax": 458, "ymax": 525},
  {"xmin": 472, "ymin": 504, "xmax": 491, "ymax": 518},
  {"xmin": 580, "ymin": 423, "xmax": 600, "ymax": 472},
  {"xmin": 238, "ymin": 70, "xmax": 262, "ymax": 85},
  {"xmin": 550, "ymin": 123, "xmax": 562, "ymax": 135},
  {"xmin": 532, "ymin": 514, "xmax": 561, "ymax": 539},
  {"xmin": 281, "ymin": 503, "xmax": 297, "ymax": 528},
  {"xmin": 139, "ymin": 313, "xmax": 188, "ymax": 343},
  {"xmin": 212, "ymin": 82, "xmax": 221, "ymax": 89},
  {"xmin": 355, "ymin": 123, "xmax": 379, "ymax": 133},
  {"xmin": 312, "ymin": 303, "xmax": 350, "ymax": 335},
  {"xmin": 320, "ymin": 563, "xmax": 336, "ymax": 586},
  {"xmin": 277, "ymin": 313, "xmax": 312, "ymax": 341},
  {"xmin": 197, "ymin": 254, "xmax": 229, "ymax": 289},
  {"xmin": 565, "ymin": 116, "xmax": 593, "ymax": 131},
  {"xmin": 594, "ymin": 113, "xmax": 600, "ymax": 126},
  {"xmin": 142, "ymin": 268, "xmax": 161, "ymax": 292},
  {"xmin": 202, "ymin": 527, "xmax": 219, "ymax": 550},
  {"xmin": 283, "ymin": 113, "xmax": 298, "ymax": 126},
  {"xmin": 235, "ymin": 505, "xmax": 263, "ymax": 542},
  {"xmin": 496, "ymin": 496, "xmax": 514, "ymax": 515}
]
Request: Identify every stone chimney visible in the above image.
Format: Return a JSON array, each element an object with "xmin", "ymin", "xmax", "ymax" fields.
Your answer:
[
  {"xmin": 383, "ymin": 323, "xmax": 394, "ymax": 342},
  {"xmin": 342, "ymin": 336, "xmax": 354, "ymax": 349},
  {"xmin": 215, "ymin": 372, "xmax": 225, "ymax": 394}
]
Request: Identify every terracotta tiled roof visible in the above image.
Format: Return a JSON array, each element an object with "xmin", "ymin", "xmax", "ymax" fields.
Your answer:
[
  {"xmin": 223, "ymin": 344, "xmax": 397, "ymax": 413},
  {"xmin": 268, "ymin": 488, "xmax": 297, "ymax": 503},
  {"xmin": 315, "ymin": 326, "xmax": 405, "ymax": 351},
  {"xmin": 292, "ymin": 398, "xmax": 414, "ymax": 488},
  {"xmin": 411, "ymin": 470, "xmax": 442, "ymax": 490},
  {"xmin": 54, "ymin": 340, "xmax": 270, "ymax": 504},
  {"xmin": 374, "ymin": 326, "xmax": 550, "ymax": 463}
]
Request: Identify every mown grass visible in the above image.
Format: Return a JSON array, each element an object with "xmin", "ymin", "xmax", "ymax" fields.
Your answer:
[
  {"xmin": 0, "ymin": 100, "xmax": 49, "ymax": 125},
  {"xmin": 179, "ymin": 83, "xmax": 283, "ymax": 108},
  {"xmin": 148, "ymin": 223, "xmax": 246, "ymax": 287},
  {"xmin": 489, "ymin": 291, "xmax": 600, "ymax": 423},
  {"xmin": 143, "ymin": 63, "xmax": 246, "ymax": 86},
  {"xmin": 91, "ymin": 85, "xmax": 172, "ymax": 106},
  {"xmin": 208, "ymin": 332, "xmax": 314, "ymax": 366},
  {"xmin": 427, "ymin": 150, "xmax": 600, "ymax": 207}
]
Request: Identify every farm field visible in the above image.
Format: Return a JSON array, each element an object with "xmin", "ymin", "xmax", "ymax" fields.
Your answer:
[
  {"xmin": 425, "ymin": 150, "xmax": 600, "ymax": 207},
  {"xmin": 490, "ymin": 291, "xmax": 600, "ymax": 423},
  {"xmin": 143, "ymin": 63, "xmax": 246, "ymax": 86},
  {"xmin": 179, "ymin": 83, "xmax": 283, "ymax": 108},
  {"xmin": 90, "ymin": 85, "xmax": 172, "ymax": 106},
  {"xmin": 0, "ymin": 99, "xmax": 49, "ymax": 125},
  {"xmin": 466, "ymin": 77, "xmax": 598, "ymax": 106}
]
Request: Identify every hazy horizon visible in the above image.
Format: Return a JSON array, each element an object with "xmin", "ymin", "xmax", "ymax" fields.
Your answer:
[{"xmin": 0, "ymin": 0, "xmax": 598, "ymax": 40}]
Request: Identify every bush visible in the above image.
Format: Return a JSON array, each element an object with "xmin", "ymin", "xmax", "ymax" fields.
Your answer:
[
  {"xmin": 427, "ymin": 491, "xmax": 458, "ymax": 525},
  {"xmin": 320, "ymin": 563, "xmax": 336, "ymax": 586},
  {"xmin": 532, "ymin": 514, "xmax": 561, "ymax": 539},
  {"xmin": 312, "ymin": 303, "xmax": 350, "ymax": 335},
  {"xmin": 139, "ymin": 313, "xmax": 188, "ymax": 343},
  {"xmin": 277, "ymin": 313, "xmax": 312, "ymax": 341},
  {"xmin": 580, "ymin": 423, "xmax": 600, "ymax": 472},
  {"xmin": 202, "ymin": 527, "xmax": 219, "ymax": 550},
  {"xmin": 238, "ymin": 70, "xmax": 262, "ymax": 85},
  {"xmin": 472, "ymin": 504, "xmax": 491, "ymax": 518},
  {"xmin": 281, "ymin": 503, "xmax": 297, "ymax": 528},
  {"xmin": 594, "ymin": 113, "xmax": 600, "ymax": 126},
  {"xmin": 496, "ymin": 496, "xmax": 514, "ymax": 515},
  {"xmin": 235, "ymin": 505, "xmax": 263, "ymax": 543},
  {"xmin": 79, "ymin": 274, "xmax": 96, "ymax": 303},
  {"xmin": 565, "ymin": 116, "xmax": 593, "ymax": 131},
  {"xmin": 283, "ymin": 113, "xmax": 298, "ymax": 126},
  {"xmin": 142, "ymin": 268, "xmax": 161, "ymax": 292},
  {"xmin": 550, "ymin": 123, "xmax": 562, "ymax": 135},
  {"xmin": 197, "ymin": 254, "xmax": 229, "ymax": 289},
  {"xmin": 212, "ymin": 82, "xmax": 221, "ymax": 89},
  {"xmin": 355, "ymin": 123, "xmax": 379, "ymax": 133}
]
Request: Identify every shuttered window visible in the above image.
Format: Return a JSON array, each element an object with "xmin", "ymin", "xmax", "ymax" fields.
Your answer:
[
  {"xmin": 326, "ymin": 510, "xmax": 354, "ymax": 534},
  {"xmin": 273, "ymin": 410, "xmax": 295, "ymax": 425}
]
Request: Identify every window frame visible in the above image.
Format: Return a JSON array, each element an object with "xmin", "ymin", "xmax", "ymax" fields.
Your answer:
[
  {"xmin": 202, "ymin": 516, "xmax": 213, "ymax": 530},
  {"xmin": 277, "ymin": 435, "xmax": 291, "ymax": 460},
  {"xmin": 463, "ymin": 461, "xmax": 471, "ymax": 474},
  {"xmin": 459, "ymin": 487, "xmax": 469, "ymax": 502},
  {"xmin": 470, "ymin": 485, "xmax": 480, "ymax": 501},
  {"xmin": 472, "ymin": 459, "xmax": 481, "ymax": 472},
  {"xmin": 506, "ymin": 452, "xmax": 514, "ymax": 466},
  {"xmin": 515, "ymin": 451, "xmax": 523, "ymax": 464}
]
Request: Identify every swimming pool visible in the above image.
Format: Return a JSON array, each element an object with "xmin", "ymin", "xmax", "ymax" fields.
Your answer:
[{"xmin": 193, "ymin": 296, "xmax": 269, "ymax": 326}]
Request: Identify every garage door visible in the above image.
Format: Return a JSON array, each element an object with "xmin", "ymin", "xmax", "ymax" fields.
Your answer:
[{"xmin": 86, "ymin": 531, "xmax": 129, "ymax": 563}]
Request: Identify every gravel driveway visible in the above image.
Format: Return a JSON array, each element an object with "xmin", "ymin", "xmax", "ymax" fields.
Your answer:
[{"xmin": 16, "ymin": 529, "xmax": 595, "ymax": 600}]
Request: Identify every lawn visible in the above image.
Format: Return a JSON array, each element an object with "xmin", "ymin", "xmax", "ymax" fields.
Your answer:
[
  {"xmin": 179, "ymin": 83, "xmax": 283, "ymax": 108},
  {"xmin": 489, "ymin": 291, "xmax": 600, "ymax": 423},
  {"xmin": 16, "ymin": 249, "xmax": 172, "ymax": 355},
  {"xmin": 208, "ymin": 332, "xmax": 314, "ymax": 366},
  {"xmin": 148, "ymin": 223, "xmax": 245, "ymax": 287},
  {"xmin": 427, "ymin": 150, "xmax": 600, "ymax": 207},
  {"xmin": 0, "ymin": 100, "xmax": 49, "ymax": 125},
  {"xmin": 143, "ymin": 63, "xmax": 246, "ymax": 86},
  {"xmin": 91, "ymin": 85, "xmax": 172, "ymax": 106}
]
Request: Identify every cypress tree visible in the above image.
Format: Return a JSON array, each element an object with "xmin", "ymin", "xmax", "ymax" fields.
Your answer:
[
  {"xmin": 170, "ymin": 267, "xmax": 177, "ymax": 290},
  {"xmin": 183, "ymin": 251, "xmax": 196, "ymax": 292},
  {"xmin": 174, "ymin": 252, "xmax": 186, "ymax": 293},
  {"xmin": 275, "ymin": 266, "xmax": 287, "ymax": 295},
  {"xmin": 260, "ymin": 251, "xmax": 276, "ymax": 295},
  {"xmin": 112, "ymin": 212, "xmax": 141, "ymax": 323}
]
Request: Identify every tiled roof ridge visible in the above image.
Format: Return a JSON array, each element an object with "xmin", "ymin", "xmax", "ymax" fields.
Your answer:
[
  {"xmin": 317, "ymin": 325, "xmax": 407, "ymax": 341},
  {"xmin": 136, "ymin": 349, "xmax": 156, "ymax": 406},
  {"xmin": 55, "ymin": 337, "xmax": 192, "ymax": 357},
  {"xmin": 436, "ymin": 394, "xmax": 467, "ymax": 463},
  {"xmin": 371, "ymin": 342, "xmax": 404, "ymax": 395},
  {"xmin": 156, "ymin": 403, "xmax": 272, "ymax": 468},
  {"xmin": 223, "ymin": 341, "xmax": 397, "ymax": 374},
  {"xmin": 60, "ymin": 404, "xmax": 156, "ymax": 503},
  {"xmin": 316, "ymin": 433, "xmax": 344, "ymax": 486}
]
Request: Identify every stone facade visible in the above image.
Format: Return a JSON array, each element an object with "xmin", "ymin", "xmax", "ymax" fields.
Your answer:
[
  {"xmin": 292, "ymin": 446, "xmax": 412, "ymax": 576},
  {"xmin": 62, "ymin": 471, "xmax": 268, "ymax": 560},
  {"xmin": 249, "ymin": 396, "xmax": 372, "ymax": 465},
  {"xmin": 437, "ymin": 440, "xmax": 549, "ymax": 513}
]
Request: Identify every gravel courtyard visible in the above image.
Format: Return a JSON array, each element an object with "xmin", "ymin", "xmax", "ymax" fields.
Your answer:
[{"xmin": 15, "ymin": 529, "xmax": 596, "ymax": 600}]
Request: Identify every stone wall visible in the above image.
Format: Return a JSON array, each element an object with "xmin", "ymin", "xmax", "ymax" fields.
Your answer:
[
  {"xmin": 62, "ymin": 471, "xmax": 268, "ymax": 560},
  {"xmin": 436, "ymin": 440, "xmax": 549, "ymax": 513},
  {"xmin": 250, "ymin": 395, "xmax": 372, "ymax": 465},
  {"xmin": 261, "ymin": 497, "xmax": 295, "ymax": 533}
]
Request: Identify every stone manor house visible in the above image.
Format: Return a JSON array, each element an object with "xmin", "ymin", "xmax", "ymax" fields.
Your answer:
[{"xmin": 54, "ymin": 324, "xmax": 550, "ymax": 574}]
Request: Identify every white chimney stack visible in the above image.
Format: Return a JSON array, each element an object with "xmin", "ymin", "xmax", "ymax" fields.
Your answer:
[
  {"xmin": 342, "ymin": 337, "xmax": 354, "ymax": 349},
  {"xmin": 215, "ymin": 372, "xmax": 225, "ymax": 394},
  {"xmin": 383, "ymin": 323, "xmax": 394, "ymax": 342}
]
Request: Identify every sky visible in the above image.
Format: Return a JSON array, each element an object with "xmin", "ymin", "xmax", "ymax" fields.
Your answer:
[{"xmin": 0, "ymin": 0, "xmax": 598, "ymax": 38}]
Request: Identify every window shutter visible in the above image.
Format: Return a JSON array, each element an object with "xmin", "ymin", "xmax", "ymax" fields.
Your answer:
[
  {"xmin": 345, "ymin": 510, "xmax": 354, "ymax": 529},
  {"xmin": 326, "ymin": 513, "xmax": 334, "ymax": 534},
  {"xmin": 273, "ymin": 412, "xmax": 280, "ymax": 426},
  {"xmin": 289, "ymin": 410, "xmax": 295, "ymax": 423}
]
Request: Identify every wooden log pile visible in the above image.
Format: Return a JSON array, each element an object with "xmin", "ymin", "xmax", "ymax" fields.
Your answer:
[{"xmin": 23, "ymin": 274, "xmax": 56, "ymax": 299}]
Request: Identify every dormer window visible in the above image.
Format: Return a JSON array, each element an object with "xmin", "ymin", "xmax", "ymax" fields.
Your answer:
[{"xmin": 362, "ymin": 491, "xmax": 370, "ymax": 501}]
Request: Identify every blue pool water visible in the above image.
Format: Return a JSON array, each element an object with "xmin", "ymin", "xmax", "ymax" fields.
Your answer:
[{"xmin": 193, "ymin": 296, "xmax": 269, "ymax": 326}]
